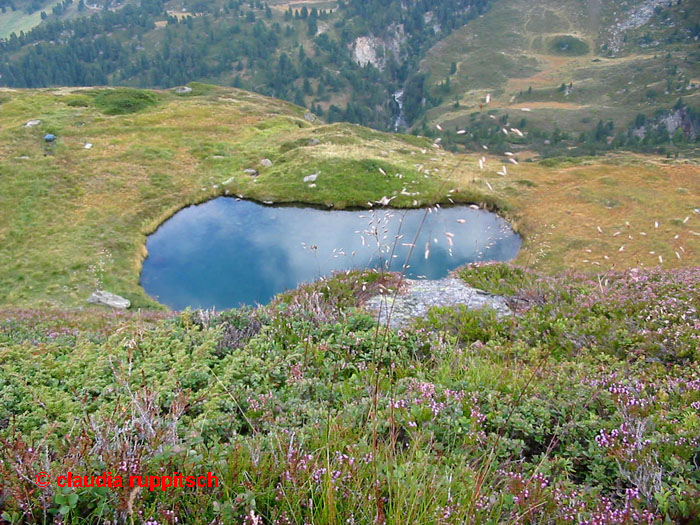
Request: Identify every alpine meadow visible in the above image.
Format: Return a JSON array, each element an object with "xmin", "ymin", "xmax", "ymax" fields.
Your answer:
[{"xmin": 1, "ymin": 0, "xmax": 699, "ymax": 523}]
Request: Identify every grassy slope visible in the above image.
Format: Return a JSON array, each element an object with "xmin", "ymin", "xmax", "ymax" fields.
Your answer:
[
  {"xmin": 0, "ymin": 85, "xmax": 477, "ymax": 308},
  {"xmin": 0, "ymin": 84, "xmax": 698, "ymax": 309},
  {"xmin": 459, "ymin": 155, "xmax": 700, "ymax": 272},
  {"xmin": 420, "ymin": 0, "xmax": 700, "ymax": 135},
  {"xmin": 0, "ymin": 8, "xmax": 45, "ymax": 39}
]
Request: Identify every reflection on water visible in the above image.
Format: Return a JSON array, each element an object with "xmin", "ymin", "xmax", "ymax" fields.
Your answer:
[{"xmin": 140, "ymin": 198, "xmax": 521, "ymax": 309}]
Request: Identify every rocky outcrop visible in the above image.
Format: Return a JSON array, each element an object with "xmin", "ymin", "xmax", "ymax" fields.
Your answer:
[
  {"xmin": 364, "ymin": 277, "xmax": 511, "ymax": 329},
  {"xmin": 353, "ymin": 36, "xmax": 380, "ymax": 67},
  {"xmin": 87, "ymin": 290, "xmax": 131, "ymax": 309},
  {"xmin": 606, "ymin": 0, "xmax": 668, "ymax": 55},
  {"xmin": 351, "ymin": 24, "xmax": 406, "ymax": 70}
]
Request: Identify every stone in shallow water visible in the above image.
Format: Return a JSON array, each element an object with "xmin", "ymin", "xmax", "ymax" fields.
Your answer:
[
  {"xmin": 364, "ymin": 277, "xmax": 510, "ymax": 329},
  {"xmin": 87, "ymin": 290, "xmax": 131, "ymax": 309}
]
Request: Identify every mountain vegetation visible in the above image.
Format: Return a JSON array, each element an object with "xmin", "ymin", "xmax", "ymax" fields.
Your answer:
[
  {"xmin": 0, "ymin": 1, "xmax": 699, "ymax": 522},
  {"xmin": 1, "ymin": 0, "xmax": 698, "ymax": 155}
]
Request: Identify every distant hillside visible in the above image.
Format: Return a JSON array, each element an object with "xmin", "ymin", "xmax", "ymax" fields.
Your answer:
[
  {"xmin": 418, "ymin": 0, "xmax": 700, "ymax": 157},
  {"xmin": 1, "ymin": 0, "xmax": 698, "ymax": 155},
  {"xmin": 0, "ymin": 0, "xmax": 490, "ymax": 131}
]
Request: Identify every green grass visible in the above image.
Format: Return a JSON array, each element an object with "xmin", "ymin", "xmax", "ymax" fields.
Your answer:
[
  {"xmin": 0, "ymin": 86, "xmax": 474, "ymax": 308},
  {"xmin": 92, "ymin": 88, "xmax": 162, "ymax": 115},
  {"xmin": 547, "ymin": 35, "xmax": 590, "ymax": 56},
  {"xmin": 0, "ymin": 85, "xmax": 698, "ymax": 311},
  {"xmin": 1, "ymin": 264, "xmax": 699, "ymax": 522},
  {"xmin": 0, "ymin": 3, "xmax": 50, "ymax": 38}
]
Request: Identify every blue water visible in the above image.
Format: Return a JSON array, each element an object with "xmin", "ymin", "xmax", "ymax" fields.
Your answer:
[{"xmin": 140, "ymin": 198, "xmax": 521, "ymax": 309}]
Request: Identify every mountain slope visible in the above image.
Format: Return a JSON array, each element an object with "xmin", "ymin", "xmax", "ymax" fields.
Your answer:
[
  {"xmin": 1, "ymin": 0, "xmax": 698, "ymax": 155},
  {"xmin": 0, "ymin": 84, "xmax": 487, "ymax": 307},
  {"xmin": 418, "ymin": 0, "xmax": 700, "ymax": 154}
]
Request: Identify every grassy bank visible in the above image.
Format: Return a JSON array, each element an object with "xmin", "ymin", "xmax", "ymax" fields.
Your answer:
[
  {"xmin": 0, "ymin": 85, "xmax": 698, "ymax": 310},
  {"xmin": 0, "ymin": 85, "xmax": 486, "ymax": 308}
]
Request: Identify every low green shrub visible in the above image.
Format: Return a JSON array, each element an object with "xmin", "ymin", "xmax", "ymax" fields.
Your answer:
[{"xmin": 93, "ymin": 88, "xmax": 160, "ymax": 115}]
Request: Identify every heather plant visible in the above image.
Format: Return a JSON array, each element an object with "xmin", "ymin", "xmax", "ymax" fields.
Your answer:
[{"xmin": 1, "ymin": 265, "xmax": 699, "ymax": 523}]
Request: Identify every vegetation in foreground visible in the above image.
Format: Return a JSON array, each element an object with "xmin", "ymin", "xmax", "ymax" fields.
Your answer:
[{"xmin": 1, "ymin": 263, "xmax": 699, "ymax": 523}]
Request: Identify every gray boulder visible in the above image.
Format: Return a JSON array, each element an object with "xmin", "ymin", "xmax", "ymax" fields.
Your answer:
[
  {"xmin": 304, "ymin": 112, "xmax": 316, "ymax": 123},
  {"xmin": 88, "ymin": 290, "xmax": 131, "ymax": 310},
  {"xmin": 364, "ymin": 277, "xmax": 510, "ymax": 329},
  {"xmin": 243, "ymin": 168, "xmax": 259, "ymax": 177},
  {"xmin": 260, "ymin": 158, "xmax": 273, "ymax": 167}
]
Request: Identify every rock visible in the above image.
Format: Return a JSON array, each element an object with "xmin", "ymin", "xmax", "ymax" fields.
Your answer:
[
  {"xmin": 243, "ymin": 168, "xmax": 259, "ymax": 177},
  {"xmin": 44, "ymin": 134, "xmax": 56, "ymax": 142},
  {"xmin": 87, "ymin": 290, "xmax": 130, "ymax": 310},
  {"xmin": 25, "ymin": 119, "xmax": 41, "ymax": 127},
  {"xmin": 260, "ymin": 158, "xmax": 273, "ymax": 167},
  {"xmin": 353, "ymin": 36, "xmax": 379, "ymax": 67},
  {"xmin": 175, "ymin": 86, "xmax": 192, "ymax": 94},
  {"xmin": 84, "ymin": 143, "xmax": 93, "ymax": 149},
  {"xmin": 304, "ymin": 112, "xmax": 316, "ymax": 123},
  {"xmin": 364, "ymin": 277, "xmax": 511, "ymax": 329},
  {"xmin": 303, "ymin": 172, "xmax": 318, "ymax": 183},
  {"xmin": 308, "ymin": 138, "xmax": 320, "ymax": 146}
]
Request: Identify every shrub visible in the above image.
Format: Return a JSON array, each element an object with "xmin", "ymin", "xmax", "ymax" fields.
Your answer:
[
  {"xmin": 93, "ymin": 88, "xmax": 160, "ymax": 115},
  {"xmin": 547, "ymin": 35, "xmax": 590, "ymax": 56}
]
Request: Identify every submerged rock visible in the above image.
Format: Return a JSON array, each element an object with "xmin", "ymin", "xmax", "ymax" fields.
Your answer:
[
  {"xmin": 87, "ymin": 290, "xmax": 131, "ymax": 309},
  {"xmin": 364, "ymin": 277, "xmax": 510, "ymax": 329}
]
